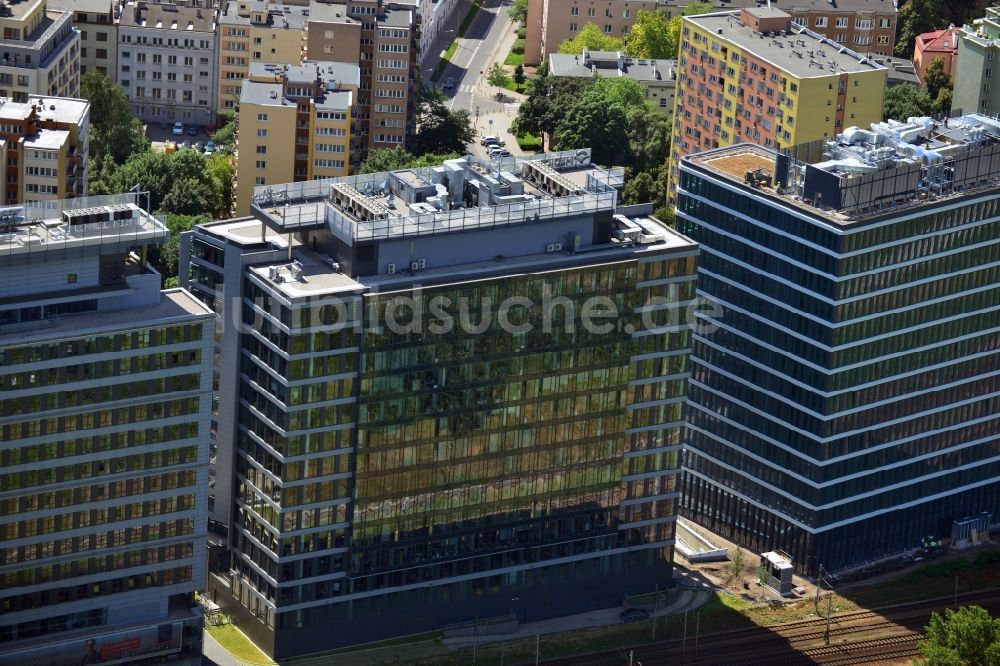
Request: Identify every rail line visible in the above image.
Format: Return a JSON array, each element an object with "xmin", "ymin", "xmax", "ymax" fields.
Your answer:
[{"xmin": 538, "ymin": 589, "xmax": 1000, "ymax": 666}]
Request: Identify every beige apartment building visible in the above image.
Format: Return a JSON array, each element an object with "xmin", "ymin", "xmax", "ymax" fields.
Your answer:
[
  {"xmin": 0, "ymin": 0, "xmax": 81, "ymax": 99},
  {"xmin": 0, "ymin": 94, "xmax": 88, "ymax": 205},
  {"xmin": 549, "ymin": 49, "xmax": 676, "ymax": 111},
  {"xmin": 49, "ymin": 0, "xmax": 116, "ymax": 76},
  {"xmin": 305, "ymin": 0, "xmax": 419, "ymax": 164},
  {"xmin": 235, "ymin": 61, "xmax": 357, "ymax": 215},
  {"xmin": 217, "ymin": 0, "xmax": 310, "ymax": 117},
  {"xmin": 526, "ymin": 0, "xmax": 897, "ymax": 66}
]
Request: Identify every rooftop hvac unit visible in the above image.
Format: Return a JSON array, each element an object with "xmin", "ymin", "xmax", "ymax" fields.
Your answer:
[
  {"xmin": 289, "ymin": 260, "xmax": 303, "ymax": 280},
  {"xmin": 410, "ymin": 258, "xmax": 426, "ymax": 271},
  {"xmin": 545, "ymin": 242, "xmax": 563, "ymax": 253},
  {"xmin": 386, "ymin": 263, "xmax": 396, "ymax": 274},
  {"xmin": 268, "ymin": 265, "xmax": 279, "ymax": 280}
]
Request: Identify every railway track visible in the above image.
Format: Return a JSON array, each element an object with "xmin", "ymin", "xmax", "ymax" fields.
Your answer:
[{"xmin": 538, "ymin": 589, "xmax": 1000, "ymax": 666}]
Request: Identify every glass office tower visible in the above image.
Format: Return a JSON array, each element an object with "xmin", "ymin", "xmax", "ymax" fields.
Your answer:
[
  {"xmin": 181, "ymin": 151, "xmax": 699, "ymax": 658},
  {"xmin": 676, "ymin": 116, "xmax": 1000, "ymax": 572},
  {"xmin": 0, "ymin": 195, "xmax": 214, "ymax": 665}
]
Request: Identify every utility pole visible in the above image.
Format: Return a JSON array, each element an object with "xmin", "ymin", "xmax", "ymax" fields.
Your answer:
[
  {"xmin": 534, "ymin": 633, "xmax": 539, "ymax": 666},
  {"xmin": 824, "ymin": 592, "xmax": 833, "ymax": 645},
  {"xmin": 472, "ymin": 615, "xmax": 479, "ymax": 665},
  {"xmin": 681, "ymin": 610, "xmax": 688, "ymax": 663},
  {"xmin": 814, "ymin": 564, "xmax": 825, "ymax": 614},
  {"xmin": 694, "ymin": 612, "xmax": 701, "ymax": 662}
]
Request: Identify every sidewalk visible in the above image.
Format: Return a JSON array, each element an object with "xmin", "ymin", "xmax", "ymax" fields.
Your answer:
[{"xmin": 443, "ymin": 588, "xmax": 713, "ymax": 649}]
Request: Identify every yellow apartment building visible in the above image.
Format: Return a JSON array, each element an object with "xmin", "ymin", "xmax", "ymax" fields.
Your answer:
[
  {"xmin": 235, "ymin": 61, "xmax": 357, "ymax": 215},
  {"xmin": 217, "ymin": 0, "xmax": 310, "ymax": 117},
  {"xmin": 668, "ymin": 8, "xmax": 887, "ymax": 198}
]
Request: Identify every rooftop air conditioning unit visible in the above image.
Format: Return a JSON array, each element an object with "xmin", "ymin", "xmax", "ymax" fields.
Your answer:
[
  {"xmin": 387, "ymin": 263, "xmax": 396, "ymax": 274},
  {"xmin": 410, "ymin": 258, "xmax": 425, "ymax": 270},
  {"xmin": 545, "ymin": 242, "xmax": 563, "ymax": 253}
]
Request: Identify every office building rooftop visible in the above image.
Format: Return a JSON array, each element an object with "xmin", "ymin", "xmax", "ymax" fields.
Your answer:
[
  {"xmin": 685, "ymin": 113, "xmax": 1000, "ymax": 224},
  {"xmin": 687, "ymin": 10, "xmax": 886, "ymax": 78},
  {"xmin": 119, "ymin": 1, "xmax": 217, "ymax": 31},
  {"xmin": 250, "ymin": 149, "xmax": 624, "ymax": 243},
  {"xmin": 0, "ymin": 194, "xmax": 166, "ymax": 258},
  {"xmin": 220, "ymin": 0, "xmax": 310, "ymax": 29}
]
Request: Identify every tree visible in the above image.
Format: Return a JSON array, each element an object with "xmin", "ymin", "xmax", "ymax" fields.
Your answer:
[
  {"xmin": 626, "ymin": 10, "xmax": 674, "ymax": 59},
  {"xmin": 555, "ymin": 89, "xmax": 630, "ymax": 165},
  {"xmin": 411, "ymin": 85, "xmax": 476, "ymax": 155},
  {"xmin": 486, "ymin": 62, "xmax": 508, "ymax": 89},
  {"xmin": 621, "ymin": 170, "xmax": 659, "ymax": 205},
  {"xmin": 666, "ymin": 1, "xmax": 714, "ymax": 62},
  {"xmin": 211, "ymin": 111, "xmax": 237, "ymax": 154},
  {"xmin": 883, "ymin": 83, "xmax": 932, "ymax": 121},
  {"xmin": 556, "ymin": 23, "xmax": 625, "ymax": 55},
  {"xmin": 513, "ymin": 74, "xmax": 593, "ymax": 149},
  {"xmin": 359, "ymin": 146, "xmax": 462, "ymax": 174},
  {"xmin": 508, "ymin": 0, "xmax": 528, "ymax": 23},
  {"xmin": 896, "ymin": 0, "xmax": 947, "ymax": 57},
  {"xmin": 920, "ymin": 606, "xmax": 1000, "ymax": 665},
  {"xmin": 728, "ymin": 548, "xmax": 746, "ymax": 581},
  {"xmin": 81, "ymin": 70, "xmax": 149, "ymax": 164},
  {"xmin": 513, "ymin": 63, "xmax": 526, "ymax": 91},
  {"xmin": 626, "ymin": 105, "xmax": 672, "ymax": 173},
  {"xmin": 757, "ymin": 556, "xmax": 771, "ymax": 588},
  {"xmin": 933, "ymin": 86, "xmax": 954, "ymax": 116},
  {"xmin": 923, "ymin": 57, "xmax": 952, "ymax": 102}
]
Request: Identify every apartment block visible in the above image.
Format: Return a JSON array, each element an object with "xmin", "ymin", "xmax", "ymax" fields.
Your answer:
[
  {"xmin": 116, "ymin": 1, "xmax": 218, "ymax": 127},
  {"xmin": 417, "ymin": 0, "xmax": 460, "ymax": 66},
  {"xmin": 954, "ymin": 7, "xmax": 1000, "ymax": 115},
  {"xmin": 525, "ymin": 0, "xmax": 897, "ymax": 67},
  {"xmin": 235, "ymin": 61, "xmax": 357, "ymax": 216},
  {"xmin": 913, "ymin": 26, "xmax": 959, "ymax": 84},
  {"xmin": 0, "ymin": 193, "xmax": 215, "ymax": 666},
  {"xmin": 217, "ymin": 0, "xmax": 310, "ymax": 117},
  {"xmin": 668, "ymin": 8, "xmax": 887, "ymax": 198},
  {"xmin": 677, "ymin": 114, "xmax": 1000, "ymax": 571},
  {"xmin": 0, "ymin": 0, "xmax": 80, "ymax": 99},
  {"xmin": 48, "ymin": 0, "xmax": 116, "ymax": 77},
  {"xmin": 549, "ymin": 49, "xmax": 676, "ymax": 112},
  {"xmin": 0, "ymin": 94, "xmax": 88, "ymax": 205},
  {"xmin": 181, "ymin": 150, "xmax": 696, "ymax": 659},
  {"xmin": 305, "ymin": 0, "xmax": 419, "ymax": 162}
]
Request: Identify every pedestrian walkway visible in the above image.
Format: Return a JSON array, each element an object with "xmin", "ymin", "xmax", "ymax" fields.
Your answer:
[{"xmin": 443, "ymin": 588, "xmax": 714, "ymax": 649}]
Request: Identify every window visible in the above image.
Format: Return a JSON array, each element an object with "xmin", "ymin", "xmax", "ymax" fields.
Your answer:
[
  {"xmin": 856, "ymin": 18, "xmax": 873, "ymax": 29},
  {"xmin": 256, "ymin": 145, "xmax": 267, "ymax": 154},
  {"xmin": 257, "ymin": 113, "xmax": 268, "ymax": 121},
  {"xmin": 878, "ymin": 18, "xmax": 891, "ymax": 28},
  {"xmin": 257, "ymin": 128, "xmax": 267, "ymax": 137},
  {"xmin": 587, "ymin": 7, "xmax": 595, "ymax": 16},
  {"xmin": 835, "ymin": 17, "xmax": 848, "ymax": 27},
  {"xmin": 623, "ymin": 8, "xmax": 629, "ymax": 18},
  {"xmin": 604, "ymin": 24, "xmax": 612, "ymax": 33},
  {"xmin": 569, "ymin": 22, "xmax": 578, "ymax": 31},
  {"xmin": 876, "ymin": 35, "xmax": 889, "ymax": 44},
  {"xmin": 256, "ymin": 160, "xmax": 266, "ymax": 169},
  {"xmin": 67, "ymin": 274, "xmax": 77, "ymax": 284},
  {"xmin": 659, "ymin": 98, "xmax": 668, "ymax": 108},
  {"xmin": 814, "ymin": 16, "xmax": 827, "ymax": 27}
]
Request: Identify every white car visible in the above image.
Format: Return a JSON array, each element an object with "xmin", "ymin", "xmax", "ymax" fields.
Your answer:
[
  {"xmin": 172, "ymin": 122, "xmax": 184, "ymax": 136},
  {"xmin": 480, "ymin": 135, "xmax": 505, "ymax": 147}
]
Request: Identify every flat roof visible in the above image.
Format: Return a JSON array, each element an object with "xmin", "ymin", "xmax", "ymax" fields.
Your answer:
[
  {"xmin": 549, "ymin": 53, "xmax": 676, "ymax": 84},
  {"xmin": 119, "ymin": 1, "xmax": 217, "ymax": 31},
  {"xmin": 220, "ymin": 0, "xmax": 309, "ymax": 29},
  {"xmin": 0, "ymin": 289, "xmax": 213, "ymax": 343},
  {"xmin": 240, "ymin": 80, "xmax": 290, "ymax": 107},
  {"xmin": 307, "ymin": 0, "xmax": 356, "ymax": 23},
  {"xmin": 249, "ymin": 248, "xmax": 363, "ymax": 298},
  {"xmin": 200, "ymin": 216, "xmax": 288, "ymax": 246},
  {"xmin": 686, "ymin": 12, "xmax": 887, "ymax": 79},
  {"xmin": 46, "ymin": 0, "xmax": 113, "ymax": 15},
  {"xmin": 24, "ymin": 127, "xmax": 69, "ymax": 150}
]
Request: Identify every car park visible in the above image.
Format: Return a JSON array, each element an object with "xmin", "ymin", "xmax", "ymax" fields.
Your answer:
[{"xmin": 172, "ymin": 122, "xmax": 184, "ymax": 136}]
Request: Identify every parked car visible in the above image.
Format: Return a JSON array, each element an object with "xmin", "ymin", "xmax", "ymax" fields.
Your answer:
[
  {"xmin": 194, "ymin": 142, "xmax": 203, "ymax": 153},
  {"xmin": 484, "ymin": 141, "xmax": 501, "ymax": 151},
  {"xmin": 443, "ymin": 76, "xmax": 455, "ymax": 90},
  {"xmin": 480, "ymin": 135, "xmax": 504, "ymax": 147},
  {"xmin": 204, "ymin": 140, "xmax": 216, "ymax": 156},
  {"xmin": 187, "ymin": 125, "xmax": 199, "ymax": 136},
  {"xmin": 172, "ymin": 122, "xmax": 184, "ymax": 136},
  {"xmin": 495, "ymin": 150, "xmax": 512, "ymax": 158},
  {"xmin": 619, "ymin": 608, "xmax": 649, "ymax": 623},
  {"xmin": 180, "ymin": 140, "xmax": 192, "ymax": 150}
]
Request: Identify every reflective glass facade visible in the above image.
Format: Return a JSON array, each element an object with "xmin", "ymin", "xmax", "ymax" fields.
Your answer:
[
  {"xmin": 198, "ymin": 231, "xmax": 697, "ymax": 658},
  {"xmin": 676, "ymin": 158, "xmax": 1000, "ymax": 572}
]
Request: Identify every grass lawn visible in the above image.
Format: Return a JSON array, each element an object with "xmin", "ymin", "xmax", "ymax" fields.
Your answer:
[
  {"xmin": 516, "ymin": 133, "xmax": 543, "ymax": 151},
  {"xmin": 431, "ymin": 0, "xmax": 482, "ymax": 81},
  {"xmin": 207, "ymin": 624, "xmax": 274, "ymax": 665},
  {"xmin": 504, "ymin": 38, "xmax": 525, "ymax": 66}
]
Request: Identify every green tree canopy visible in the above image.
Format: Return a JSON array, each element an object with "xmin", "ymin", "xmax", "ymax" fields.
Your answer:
[
  {"xmin": 621, "ymin": 171, "xmax": 659, "ymax": 205},
  {"xmin": 896, "ymin": 0, "xmax": 947, "ymax": 57},
  {"xmin": 358, "ymin": 146, "xmax": 462, "ymax": 174},
  {"xmin": 513, "ymin": 63, "xmax": 526, "ymax": 90},
  {"xmin": 625, "ymin": 10, "xmax": 674, "ymax": 59},
  {"xmin": 883, "ymin": 83, "xmax": 933, "ymax": 121},
  {"xmin": 554, "ymin": 88, "xmax": 630, "ymax": 165},
  {"xmin": 921, "ymin": 606, "xmax": 1000, "ymax": 666},
  {"xmin": 556, "ymin": 23, "xmax": 625, "ymax": 55},
  {"xmin": 211, "ymin": 111, "xmax": 237, "ymax": 153},
  {"xmin": 666, "ymin": 1, "xmax": 714, "ymax": 61},
  {"xmin": 411, "ymin": 85, "xmax": 476, "ymax": 155},
  {"xmin": 486, "ymin": 62, "xmax": 508, "ymax": 88},
  {"xmin": 626, "ymin": 104, "xmax": 672, "ymax": 173},
  {"xmin": 923, "ymin": 56, "xmax": 953, "ymax": 102},
  {"xmin": 508, "ymin": 0, "xmax": 528, "ymax": 23},
  {"xmin": 513, "ymin": 74, "xmax": 593, "ymax": 149},
  {"xmin": 151, "ymin": 213, "xmax": 210, "ymax": 284},
  {"xmin": 933, "ymin": 86, "xmax": 954, "ymax": 116},
  {"xmin": 81, "ymin": 70, "xmax": 149, "ymax": 164}
]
